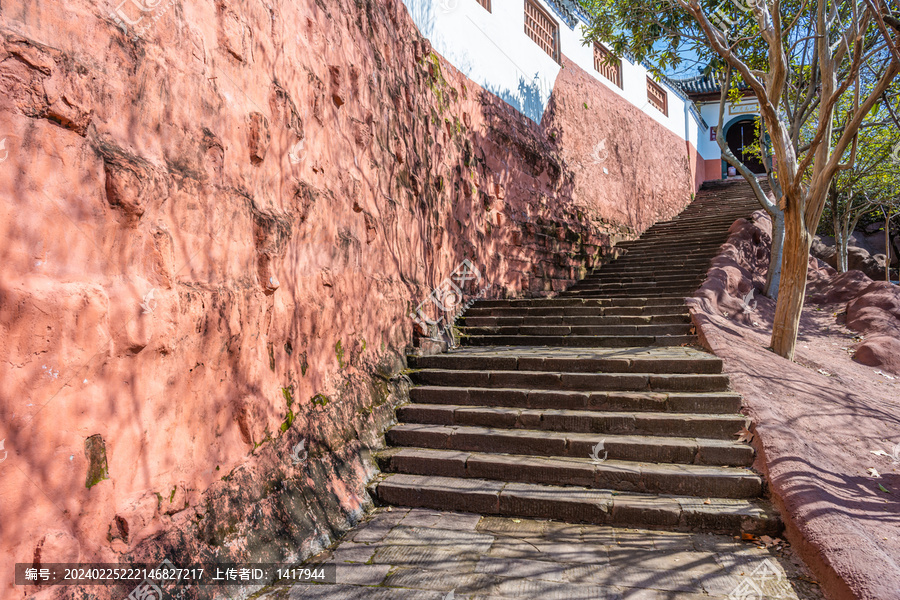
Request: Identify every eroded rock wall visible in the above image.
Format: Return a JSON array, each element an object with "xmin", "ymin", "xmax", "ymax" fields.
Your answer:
[{"xmin": 0, "ymin": 0, "xmax": 697, "ymax": 595}]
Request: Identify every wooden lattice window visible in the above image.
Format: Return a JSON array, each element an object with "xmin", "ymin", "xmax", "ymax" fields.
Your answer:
[
  {"xmin": 525, "ymin": 0, "xmax": 559, "ymax": 62},
  {"xmin": 476, "ymin": 0, "xmax": 491, "ymax": 11},
  {"xmin": 593, "ymin": 43, "xmax": 622, "ymax": 88},
  {"xmin": 647, "ymin": 77, "xmax": 668, "ymax": 115}
]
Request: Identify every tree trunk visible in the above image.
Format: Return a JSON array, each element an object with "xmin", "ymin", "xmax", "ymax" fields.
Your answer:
[
  {"xmin": 887, "ymin": 220, "xmax": 891, "ymax": 282},
  {"xmin": 840, "ymin": 232, "xmax": 849, "ymax": 272},
  {"xmin": 771, "ymin": 206, "xmax": 812, "ymax": 360},
  {"xmin": 836, "ymin": 218, "xmax": 850, "ymax": 273},
  {"xmin": 765, "ymin": 211, "xmax": 785, "ymax": 298}
]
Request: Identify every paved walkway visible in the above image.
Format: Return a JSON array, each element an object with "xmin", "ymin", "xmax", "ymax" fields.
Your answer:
[{"xmin": 253, "ymin": 507, "xmax": 823, "ymax": 600}]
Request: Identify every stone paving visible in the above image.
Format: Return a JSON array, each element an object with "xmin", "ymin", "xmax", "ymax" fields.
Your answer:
[{"xmin": 253, "ymin": 508, "xmax": 823, "ymax": 600}]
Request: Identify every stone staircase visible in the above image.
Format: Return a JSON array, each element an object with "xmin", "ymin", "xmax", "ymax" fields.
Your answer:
[{"xmin": 371, "ymin": 181, "xmax": 779, "ymax": 535}]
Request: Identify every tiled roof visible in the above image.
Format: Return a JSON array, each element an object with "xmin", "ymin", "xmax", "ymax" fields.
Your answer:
[
  {"xmin": 669, "ymin": 73, "xmax": 722, "ymax": 95},
  {"xmin": 543, "ymin": 0, "xmax": 588, "ymax": 28},
  {"xmin": 668, "ymin": 72, "xmax": 752, "ymax": 96}
]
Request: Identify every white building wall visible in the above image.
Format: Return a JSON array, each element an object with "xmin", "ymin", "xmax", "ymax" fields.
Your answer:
[
  {"xmin": 402, "ymin": 0, "xmax": 702, "ymax": 145},
  {"xmin": 697, "ymin": 99, "xmax": 761, "ymax": 160}
]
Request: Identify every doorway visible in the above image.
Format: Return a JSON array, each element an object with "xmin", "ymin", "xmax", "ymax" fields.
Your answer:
[{"xmin": 723, "ymin": 118, "xmax": 766, "ymax": 176}]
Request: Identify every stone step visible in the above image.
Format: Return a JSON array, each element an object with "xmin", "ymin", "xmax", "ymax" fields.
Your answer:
[
  {"xmin": 573, "ymin": 277, "xmax": 707, "ymax": 286},
  {"xmin": 592, "ymin": 263, "xmax": 712, "ymax": 275},
  {"xmin": 557, "ymin": 291, "xmax": 695, "ymax": 300},
  {"xmin": 374, "ymin": 182, "xmax": 774, "ymax": 537},
  {"xmin": 385, "ymin": 423, "xmax": 754, "ymax": 466},
  {"xmin": 376, "ymin": 448, "xmax": 762, "ymax": 498},
  {"xmin": 584, "ymin": 273, "xmax": 709, "ymax": 283},
  {"xmin": 584, "ymin": 270, "xmax": 709, "ymax": 281},
  {"xmin": 582, "ymin": 278, "xmax": 708, "ymax": 287},
  {"xmin": 461, "ymin": 334, "xmax": 696, "ymax": 347},
  {"xmin": 601, "ymin": 253, "xmax": 715, "ymax": 263},
  {"xmin": 638, "ymin": 217, "xmax": 748, "ymax": 229},
  {"xmin": 458, "ymin": 324, "xmax": 694, "ymax": 337},
  {"xmin": 464, "ymin": 305, "xmax": 690, "ymax": 317},
  {"xmin": 558, "ymin": 291, "xmax": 698, "ymax": 299},
  {"xmin": 409, "ymin": 386, "xmax": 744, "ymax": 414},
  {"xmin": 408, "ymin": 350, "xmax": 721, "ymax": 373},
  {"xmin": 612, "ymin": 253, "xmax": 717, "ymax": 264},
  {"xmin": 370, "ymin": 473, "xmax": 781, "ymax": 535},
  {"xmin": 459, "ymin": 314, "xmax": 691, "ymax": 327},
  {"xmin": 617, "ymin": 241, "xmax": 725, "ymax": 252},
  {"xmin": 398, "ymin": 404, "xmax": 749, "ymax": 439},
  {"xmin": 619, "ymin": 231, "xmax": 731, "ymax": 242},
  {"xmin": 409, "ymin": 370, "xmax": 729, "ymax": 392},
  {"xmin": 564, "ymin": 283, "xmax": 702, "ymax": 293},
  {"xmin": 472, "ymin": 297, "xmax": 688, "ymax": 308}
]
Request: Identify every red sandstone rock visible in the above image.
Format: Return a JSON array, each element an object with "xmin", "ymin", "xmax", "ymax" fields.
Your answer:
[
  {"xmin": 853, "ymin": 336, "xmax": 900, "ymax": 372},
  {"xmin": 689, "ymin": 203, "xmax": 900, "ymax": 600}
]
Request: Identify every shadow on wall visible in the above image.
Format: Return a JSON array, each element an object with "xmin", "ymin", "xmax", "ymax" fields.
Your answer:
[
  {"xmin": 482, "ymin": 75, "xmax": 547, "ymax": 124},
  {"xmin": 403, "ymin": 0, "xmax": 551, "ymax": 124}
]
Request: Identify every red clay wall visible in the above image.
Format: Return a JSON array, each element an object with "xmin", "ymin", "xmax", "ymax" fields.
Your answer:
[
  {"xmin": 545, "ymin": 56, "xmax": 699, "ymax": 231},
  {"xmin": 0, "ymin": 0, "xmax": 697, "ymax": 595}
]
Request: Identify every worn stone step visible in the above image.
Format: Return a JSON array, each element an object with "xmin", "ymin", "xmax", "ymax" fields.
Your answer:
[
  {"xmin": 584, "ymin": 273, "xmax": 708, "ymax": 283},
  {"xmin": 557, "ymin": 292, "xmax": 695, "ymax": 300},
  {"xmin": 592, "ymin": 264, "xmax": 712, "ymax": 276},
  {"xmin": 617, "ymin": 238, "xmax": 726, "ymax": 248},
  {"xmin": 617, "ymin": 242, "xmax": 722, "ymax": 252},
  {"xmin": 370, "ymin": 474, "xmax": 780, "ymax": 535},
  {"xmin": 615, "ymin": 247, "xmax": 722, "ymax": 258},
  {"xmin": 408, "ymin": 387, "xmax": 744, "ymax": 414},
  {"xmin": 376, "ymin": 448, "xmax": 762, "ymax": 498},
  {"xmin": 465, "ymin": 305, "xmax": 690, "ymax": 318},
  {"xmin": 581, "ymin": 278, "xmax": 707, "ymax": 287},
  {"xmin": 458, "ymin": 324, "xmax": 694, "ymax": 337},
  {"xmin": 385, "ymin": 424, "xmax": 754, "ymax": 466},
  {"xmin": 459, "ymin": 314, "xmax": 691, "ymax": 327},
  {"xmin": 462, "ymin": 334, "xmax": 696, "ymax": 347},
  {"xmin": 472, "ymin": 297, "xmax": 687, "ymax": 308},
  {"xmin": 564, "ymin": 284, "xmax": 702, "ymax": 294},
  {"xmin": 571, "ymin": 278, "xmax": 706, "ymax": 287},
  {"xmin": 410, "ymin": 369, "xmax": 729, "ymax": 392},
  {"xmin": 398, "ymin": 404, "xmax": 749, "ymax": 439},
  {"xmin": 601, "ymin": 254, "xmax": 715, "ymax": 265},
  {"xmin": 408, "ymin": 350, "xmax": 722, "ymax": 374}
]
